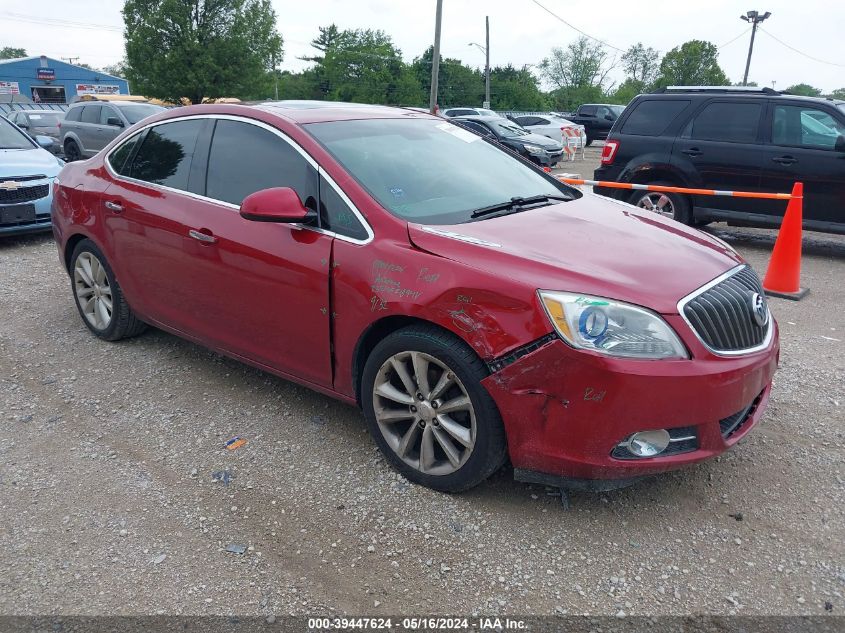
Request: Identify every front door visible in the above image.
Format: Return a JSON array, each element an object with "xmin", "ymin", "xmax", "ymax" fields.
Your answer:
[
  {"xmin": 103, "ymin": 116, "xmax": 334, "ymax": 386},
  {"xmin": 758, "ymin": 102, "xmax": 845, "ymax": 228},
  {"xmin": 672, "ymin": 99, "xmax": 765, "ymax": 217}
]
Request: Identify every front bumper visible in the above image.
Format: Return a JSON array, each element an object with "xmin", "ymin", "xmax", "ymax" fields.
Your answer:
[
  {"xmin": 0, "ymin": 181, "xmax": 54, "ymax": 236},
  {"xmin": 481, "ymin": 320, "xmax": 779, "ymax": 483}
]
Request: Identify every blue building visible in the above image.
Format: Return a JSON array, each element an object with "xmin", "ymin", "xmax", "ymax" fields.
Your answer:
[{"xmin": 0, "ymin": 55, "xmax": 130, "ymax": 104}]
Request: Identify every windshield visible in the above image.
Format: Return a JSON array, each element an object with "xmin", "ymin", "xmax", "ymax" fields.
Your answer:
[
  {"xmin": 26, "ymin": 112, "xmax": 64, "ymax": 126},
  {"xmin": 609, "ymin": 105, "xmax": 625, "ymax": 117},
  {"xmin": 306, "ymin": 118, "xmax": 573, "ymax": 225},
  {"xmin": 488, "ymin": 119, "xmax": 529, "ymax": 138},
  {"xmin": 118, "ymin": 104, "xmax": 166, "ymax": 124},
  {"xmin": 0, "ymin": 117, "xmax": 35, "ymax": 150}
]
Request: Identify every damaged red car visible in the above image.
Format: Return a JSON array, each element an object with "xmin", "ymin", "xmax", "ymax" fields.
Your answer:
[{"xmin": 51, "ymin": 102, "xmax": 779, "ymax": 493}]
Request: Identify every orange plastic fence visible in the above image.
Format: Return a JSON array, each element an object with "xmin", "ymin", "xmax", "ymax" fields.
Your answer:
[{"xmin": 556, "ymin": 177, "xmax": 797, "ymax": 201}]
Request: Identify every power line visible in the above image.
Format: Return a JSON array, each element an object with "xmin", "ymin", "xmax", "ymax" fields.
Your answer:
[
  {"xmin": 758, "ymin": 27, "xmax": 845, "ymax": 67},
  {"xmin": 0, "ymin": 11, "xmax": 122, "ymax": 32},
  {"xmin": 527, "ymin": 0, "xmax": 626, "ymax": 52},
  {"xmin": 718, "ymin": 27, "xmax": 751, "ymax": 49}
]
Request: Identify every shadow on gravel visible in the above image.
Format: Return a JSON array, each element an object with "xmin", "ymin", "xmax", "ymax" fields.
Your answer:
[
  {"xmin": 705, "ymin": 225, "xmax": 845, "ymax": 259},
  {"xmin": 0, "ymin": 231, "xmax": 53, "ymax": 250}
]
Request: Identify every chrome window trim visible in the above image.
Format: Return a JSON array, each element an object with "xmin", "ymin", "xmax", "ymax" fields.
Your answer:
[
  {"xmin": 103, "ymin": 113, "xmax": 374, "ymax": 245},
  {"xmin": 676, "ymin": 264, "xmax": 773, "ymax": 357}
]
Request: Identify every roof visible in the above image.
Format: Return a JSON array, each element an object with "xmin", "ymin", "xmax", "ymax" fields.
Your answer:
[
  {"xmin": 255, "ymin": 100, "xmax": 435, "ymax": 124},
  {"xmin": 0, "ymin": 55, "xmax": 128, "ymax": 81}
]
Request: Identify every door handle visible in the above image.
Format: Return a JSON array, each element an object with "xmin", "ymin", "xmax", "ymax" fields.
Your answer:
[
  {"xmin": 681, "ymin": 148, "xmax": 702, "ymax": 157},
  {"xmin": 772, "ymin": 155, "xmax": 797, "ymax": 166},
  {"xmin": 104, "ymin": 201, "xmax": 123, "ymax": 212},
  {"xmin": 188, "ymin": 229, "xmax": 217, "ymax": 244}
]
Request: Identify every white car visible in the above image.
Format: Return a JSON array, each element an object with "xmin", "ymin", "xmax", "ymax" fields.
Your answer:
[
  {"xmin": 442, "ymin": 107, "xmax": 501, "ymax": 118},
  {"xmin": 510, "ymin": 114, "xmax": 586, "ymax": 148}
]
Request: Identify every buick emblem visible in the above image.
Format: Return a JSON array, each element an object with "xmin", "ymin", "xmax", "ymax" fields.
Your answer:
[
  {"xmin": 749, "ymin": 292, "xmax": 769, "ymax": 327},
  {"xmin": 0, "ymin": 180, "xmax": 20, "ymax": 191}
]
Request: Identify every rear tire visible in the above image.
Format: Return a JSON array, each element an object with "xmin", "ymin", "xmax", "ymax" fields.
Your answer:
[
  {"xmin": 64, "ymin": 139, "xmax": 82, "ymax": 162},
  {"xmin": 629, "ymin": 181, "xmax": 693, "ymax": 225},
  {"xmin": 69, "ymin": 239, "xmax": 147, "ymax": 341},
  {"xmin": 361, "ymin": 325, "xmax": 507, "ymax": 492}
]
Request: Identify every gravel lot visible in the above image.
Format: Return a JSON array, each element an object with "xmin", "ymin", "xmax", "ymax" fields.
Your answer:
[{"xmin": 0, "ymin": 203, "xmax": 843, "ymax": 617}]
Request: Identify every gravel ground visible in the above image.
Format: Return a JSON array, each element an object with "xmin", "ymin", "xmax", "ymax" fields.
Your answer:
[{"xmin": 0, "ymin": 216, "xmax": 843, "ymax": 618}]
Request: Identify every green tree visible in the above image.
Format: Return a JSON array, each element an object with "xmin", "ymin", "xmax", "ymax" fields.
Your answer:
[
  {"xmin": 100, "ymin": 61, "xmax": 128, "ymax": 78},
  {"xmin": 488, "ymin": 64, "xmax": 547, "ymax": 110},
  {"xmin": 621, "ymin": 43, "xmax": 660, "ymax": 87},
  {"xmin": 540, "ymin": 37, "xmax": 615, "ymax": 111},
  {"xmin": 122, "ymin": 0, "xmax": 283, "ymax": 104},
  {"xmin": 828, "ymin": 87, "xmax": 845, "ymax": 99},
  {"xmin": 610, "ymin": 78, "xmax": 646, "ymax": 106},
  {"xmin": 0, "ymin": 46, "xmax": 27, "ymax": 59},
  {"xmin": 656, "ymin": 40, "xmax": 729, "ymax": 87},
  {"xmin": 785, "ymin": 83, "xmax": 822, "ymax": 97},
  {"xmin": 413, "ymin": 47, "xmax": 483, "ymax": 107}
]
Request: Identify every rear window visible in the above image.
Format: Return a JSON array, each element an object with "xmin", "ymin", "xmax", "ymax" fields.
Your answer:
[
  {"xmin": 620, "ymin": 99, "xmax": 690, "ymax": 136},
  {"xmin": 689, "ymin": 102, "xmax": 762, "ymax": 143}
]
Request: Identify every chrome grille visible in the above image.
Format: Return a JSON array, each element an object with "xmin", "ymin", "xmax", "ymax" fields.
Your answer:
[
  {"xmin": 681, "ymin": 266, "xmax": 770, "ymax": 353},
  {"xmin": 0, "ymin": 184, "xmax": 49, "ymax": 204}
]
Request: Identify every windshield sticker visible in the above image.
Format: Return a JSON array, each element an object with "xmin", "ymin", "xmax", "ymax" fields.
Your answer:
[
  {"xmin": 389, "ymin": 187, "xmax": 405, "ymax": 199},
  {"xmin": 435, "ymin": 122, "xmax": 479, "ymax": 143}
]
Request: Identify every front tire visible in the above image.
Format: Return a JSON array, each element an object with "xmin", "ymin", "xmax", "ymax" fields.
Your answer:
[
  {"xmin": 70, "ymin": 239, "xmax": 146, "ymax": 341},
  {"xmin": 64, "ymin": 139, "xmax": 82, "ymax": 162},
  {"xmin": 361, "ymin": 325, "xmax": 507, "ymax": 492}
]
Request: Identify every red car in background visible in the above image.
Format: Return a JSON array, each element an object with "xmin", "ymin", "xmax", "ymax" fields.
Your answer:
[{"xmin": 51, "ymin": 102, "xmax": 779, "ymax": 493}]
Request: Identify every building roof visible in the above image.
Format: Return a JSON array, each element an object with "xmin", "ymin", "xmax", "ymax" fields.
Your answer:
[{"xmin": 0, "ymin": 56, "xmax": 127, "ymax": 81}]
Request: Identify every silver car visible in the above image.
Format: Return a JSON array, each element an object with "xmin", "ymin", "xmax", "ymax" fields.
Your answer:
[
  {"xmin": 60, "ymin": 100, "xmax": 165, "ymax": 161},
  {"xmin": 6, "ymin": 110, "xmax": 65, "ymax": 156}
]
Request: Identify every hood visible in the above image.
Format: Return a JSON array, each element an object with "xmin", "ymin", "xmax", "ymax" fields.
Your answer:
[
  {"xmin": 407, "ymin": 192, "xmax": 744, "ymax": 314},
  {"xmin": 517, "ymin": 132, "xmax": 561, "ymax": 149},
  {"xmin": 0, "ymin": 146, "xmax": 62, "ymax": 178}
]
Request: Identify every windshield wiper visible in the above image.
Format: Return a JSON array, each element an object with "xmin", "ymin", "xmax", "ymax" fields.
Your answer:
[{"xmin": 470, "ymin": 194, "xmax": 570, "ymax": 219}]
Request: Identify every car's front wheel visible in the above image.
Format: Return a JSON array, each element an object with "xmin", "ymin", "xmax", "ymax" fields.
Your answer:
[
  {"xmin": 630, "ymin": 183, "xmax": 693, "ymax": 225},
  {"xmin": 361, "ymin": 325, "xmax": 507, "ymax": 492},
  {"xmin": 64, "ymin": 139, "xmax": 82, "ymax": 162},
  {"xmin": 70, "ymin": 239, "xmax": 146, "ymax": 341}
]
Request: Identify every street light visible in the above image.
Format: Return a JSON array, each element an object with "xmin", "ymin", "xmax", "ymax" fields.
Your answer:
[
  {"xmin": 740, "ymin": 10, "xmax": 772, "ymax": 86},
  {"xmin": 467, "ymin": 16, "xmax": 491, "ymax": 109}
]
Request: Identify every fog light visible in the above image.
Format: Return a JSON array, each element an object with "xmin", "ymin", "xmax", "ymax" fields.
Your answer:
[{"xmin": 626, "ymin": 430, "xmax": 671, "ymax": 457}]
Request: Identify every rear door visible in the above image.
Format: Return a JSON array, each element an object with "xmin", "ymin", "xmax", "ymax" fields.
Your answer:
[
  {"xmin": 77, "ymin": 105, "xmax": 102, "ymax": 155},
  {"xmin": 758, "ymin": 101, "xmax": 845, "ymax": 228},
  {"xmin": 672, "ymin": 99, "xmax": 765, "ymax": 217}
]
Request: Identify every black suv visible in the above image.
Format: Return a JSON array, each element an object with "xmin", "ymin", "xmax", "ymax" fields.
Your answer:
[{"xmin": 594, "ymin": 87, "xmax": 845, "ymax": 234}]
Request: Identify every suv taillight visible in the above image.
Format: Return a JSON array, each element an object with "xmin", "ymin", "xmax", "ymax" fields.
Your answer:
[{"xmin": 601, "ymin": 140, "xmax": 619, "ymax": 165}]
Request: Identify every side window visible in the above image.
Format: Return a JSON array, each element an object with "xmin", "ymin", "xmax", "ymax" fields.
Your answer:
[
  {"xmin": 99, "ymin": 106, "xmax": 119, "ymax": 126},
  {"xmin": 535, "ymin": 117, "xmax": 550, "ymax": 125},
  {"xmin": 620, "ymin": 99, "xmax": 690, "ymax": 136},
  {"xmin": 205, "ymin": 119, "xmax": 318, "ymax": 209},
  {"xmin": 579, "ymin": 106, "xmax": 597, "ymax": 117},
  {"xmin": 513, "ymin": 116, "xmax": 531, "ymax": 126},
  {"xmin": 129, "ymin": 120, "xmax": 204, "ymax": 190},
  {"xmin": 456, "ymin": 120, "xmax": 492, "ymax": 137},
  {"xmin": 319, "ymin": 175, "xmax": 368, "ymax": 240},
  {"xmin": 108, "ymin": 133, "xmax": 142, "ymax": 176},
  {"xmin": 690, "ymin": 102, "xmax": 762, "ymax": 143},
  {"xmin": 772, "ymin": 105, "xmax": 844, "ymax": 150},
  {"xmin": 80, "ymin": 105, "xmax": 101, "ymax": 124},
  {"xmin": 8, "ymin": 112, "xmax": 18, "ymax": 124},
  {"xmin": 65, "ymin": 107, "xmax": 81, "ymax": 122}
]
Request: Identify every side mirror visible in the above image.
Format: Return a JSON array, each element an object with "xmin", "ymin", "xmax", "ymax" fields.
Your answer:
[
  {"xmin": 240, "ymin": 187, "xmax": 310, "ymax": 223},
  {"xmin": 836, "ymin": 135, "xmax": 845, "ymax": 152},
  {"xmin": 35, "ymin": 135, "xmax": 55, "ymax": 149},
  {"xmin": 107, "ymin": 117, "xmax": 124, "ymax": 127}
]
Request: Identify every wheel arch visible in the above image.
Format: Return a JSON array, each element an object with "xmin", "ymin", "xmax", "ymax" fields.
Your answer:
[{"xmin": 63, "ymin": 233, "xmax": 90, "ymax": 272}]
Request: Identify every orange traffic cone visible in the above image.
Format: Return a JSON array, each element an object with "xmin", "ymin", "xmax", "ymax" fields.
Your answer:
[{"xmin": 762, "ymin": 182, "xmax": 809, "ymax": 300}]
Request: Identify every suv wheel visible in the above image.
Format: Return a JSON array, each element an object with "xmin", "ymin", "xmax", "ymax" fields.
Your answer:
[
  {"xmin": 630, "ymin": 183, "xmax": 692, "ymax": 225},
  {"xmin": 64, "ymin": 140, "xmax": 82, "ymax": 162},
  {"xmin": 361, "ymin": 325, "xmax": 507, "ymax": 492}
]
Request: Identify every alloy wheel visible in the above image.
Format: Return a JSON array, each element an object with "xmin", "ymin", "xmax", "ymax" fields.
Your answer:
[
  {"xmin": 636, "ymin": 192, "xmax": 675, "ymax": 218},
  {"xmin": 372, "ymin": 351, "xmax": 477, "ymax": 476},
  {"xmin": 74, "ymin": 252, "xmax": 113, "ymax": 330}
]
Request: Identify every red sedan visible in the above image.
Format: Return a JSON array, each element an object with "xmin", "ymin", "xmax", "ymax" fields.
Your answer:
[{"xmin": 51, "ymin": 102, "xmax": 779, "ymax": 493}]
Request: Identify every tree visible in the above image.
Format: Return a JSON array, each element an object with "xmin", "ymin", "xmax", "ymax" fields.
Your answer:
[
  {"xmin": 122, "ymin": 0, "xmax": 283, "ymax": 104},
  {"xmin": 101, "ymin": 61, "xmax": 128, "ymax": 78},
  {"xmin": 621, "ymin": 43, "xmax": 660, "ymax": 87},
  {"xmin": 828, "ymin": 87, "xmax": 845, "ymax": 100},
  {"xmin": 656, "ymin": 40, "xmax": 729, "ymax": 87},
  {"xmin": 539, "ymin": 37, "xmax": 615, "ymax": 111},
  {"xmin": 413, "ymin": 46, "xmax": 483, "ymax": 107},
  {"xmin": 785, "ymin": 83, "xmax": 822, "ymax": 97},
  {"xmin": 0, "ymin": 46, "xmax": 27, "ymax": 59},
  {"xmin": 488, "ymin": 65, "xmax": 547, "ymax": 110}
]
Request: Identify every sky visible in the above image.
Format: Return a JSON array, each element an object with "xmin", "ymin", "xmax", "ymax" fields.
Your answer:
[{"xmin": 1, "ymin": 0, "xmax": 844, "ymax": 93}]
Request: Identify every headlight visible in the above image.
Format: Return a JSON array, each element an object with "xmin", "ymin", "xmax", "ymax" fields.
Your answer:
[
  {"xmin": 539, "ymin": 291, "xmax": 688, "ymax": 359},
  {"xmin": 523, "ymin": 144, "xmax": 545, "ymax": 154}
]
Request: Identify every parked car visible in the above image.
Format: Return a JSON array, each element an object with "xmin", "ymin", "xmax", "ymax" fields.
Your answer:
[
  {"xmin": 508, "ymin": 113, "xmax": 586, "ymax": 148},
  {"xmin": 52, "ymin": 102, "xmax": 778, "ymax": 493},
  {"xmin": 442, "ymin": 107, "xmax": 500, "ymax": 118},
  {"xmin": 567, "ymin": 103, "xmax": 626, "ymax": 145},
  {"xmin": 593, "ymin": 86, "xmax": 845, "ymax": 235},
  {"xmin": 452, "ymin": 115, "xmax": 564, "ymax": 167},
  {"xmin": 0, "ymin": 115, "xmax": 63, "ymax": 236},
  {"xmin": 60, "ymin": 99, "xmax": 165, "ymax": 161},
  {"xmin": 6, "ymin": 110, "xmax": 65, "ymax": 155}
]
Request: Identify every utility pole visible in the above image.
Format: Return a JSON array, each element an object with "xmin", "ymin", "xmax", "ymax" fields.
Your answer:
[
  {"xmin": 484, "ymin": 16, "xmax": 490, "ymax": 109},
  {"xmin": 273, "ymin": 53, "xmax": 279, "ymax": 100},
  {"xmin": 429, "ymin": 0, "xmax": 443, "ymax": 115},
  {"xmin": 740, "ymin": 10, "xmax": 771, "ymax": 86}
]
